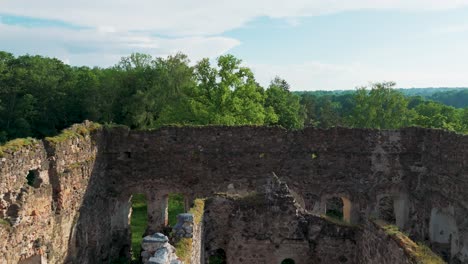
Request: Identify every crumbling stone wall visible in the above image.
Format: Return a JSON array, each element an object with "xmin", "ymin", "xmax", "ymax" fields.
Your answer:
[
  {"xmin": 1, "ymin": 124, "xmax": 467, "ymax": 263},
  {"xmin": 358, "ymin": 220, "xmax": 413, "ymax": 264},
  {"xmin": 100, "ymin": 126, "xmax": 466, "ymax": 262},
  {"xmin": 190, "ymin": 216, "xmax": 203, "ymax": 264},
  {"xmin": 0, "ymin": 123, "xmax": 101, "ymax": 263},
  {"xmin": 0, "ymin": 140, "xmax": 49, "ymax": 262},
  {"xmin": 201, "ymin": 175, "xmax": 418, "ymax": 264},
  {"xmin": 201, "ymin": 184, "xmax": 360, "ymax": 264}
]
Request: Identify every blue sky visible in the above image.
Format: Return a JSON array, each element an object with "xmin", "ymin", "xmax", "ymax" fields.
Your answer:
[{"xmin": 1, "ymin": 1, "xmax": 468, "ymax": 90}]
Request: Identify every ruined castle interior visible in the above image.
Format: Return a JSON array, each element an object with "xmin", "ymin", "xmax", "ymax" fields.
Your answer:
[{"xmin": 1, "ymin": 122, "xmax": 467, "ymax": 263}]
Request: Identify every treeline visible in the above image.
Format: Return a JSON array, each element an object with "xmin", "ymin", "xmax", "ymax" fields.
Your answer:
[
  {"xmin": 298, "ymin": 85, "xmax": 468, "ymax": 132},
  {"xmin": 0, "ymin": 51, "xmax": 467, "ymax": 143},
  {"xmin": 429, "ymin": 89, "xmax": 468, "ymax": 108}
]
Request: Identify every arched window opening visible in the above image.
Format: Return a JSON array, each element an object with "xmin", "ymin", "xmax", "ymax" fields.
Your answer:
[
  {"xmin": 209, "ymin": 248, "xmax": 227, "ymax": 264},
  {"xmin": 281, "ymin": 258, "xmax": 296, "ymax": 264},
  {"xmin": 130, "ymin": 193, "xmax": 148, "ymax": 261},
  {"xmin": 378, "ymin": 196, "xmax": 396, "ymax": 224},
  {"xmin": 326, "ymin": 197, "xmax": 344, "ymax": 220}
]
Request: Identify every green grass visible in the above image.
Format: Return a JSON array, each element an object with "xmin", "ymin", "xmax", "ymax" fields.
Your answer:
[
  {"xmin": 168, "ymin": 193, "xmax": 185, "ymax": 226},
  {"xmin": 129, "ymin": 193, "xmax": 187, "ymax": 262},
  {"xmin": 131, "ymin": 194, "xmax": 148, "ymax": 262}
]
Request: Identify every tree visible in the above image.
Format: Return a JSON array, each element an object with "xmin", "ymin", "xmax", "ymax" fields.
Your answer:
[
  {"xmin": 1, "ymin": 50, "xmax": 467, "ymax": 143},
  {"xmin": 412, "ymin": 101, "xmax": 464, "ymax": 132},
  {"xmin": 348, "ymin": 82, "xmax": 412, "ymax": 129},
  {"xmin": 318, "ymin": 97, "xmax": 342, "ymax": 128},
  {"xmin": 265, "ymin": 77, "xmax": 304, "ymax": 129},
  {"xmin": 300, "ymin": 93, "xmax": 319, "ymax": 127}
]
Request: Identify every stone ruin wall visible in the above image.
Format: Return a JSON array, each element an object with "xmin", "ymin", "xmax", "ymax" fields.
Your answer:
[
  {"xmin": 0, "ymin": 123, "xmax": 467, "ymax": 263},
  {"xmin": 357, "ymin": 220, "xmax": 414, "ymax": 264},
  {"xmin": 200, "ymin": 174, "xmax": 442, "ymax": 264},
  {"xmin": 0, "ymin": 125, "xmax": 100, "ymax": 263},
  {"xmin": 190, "ymin": 214, "xmax": 204, "ymax": 264},
  {"xmin": 201, "ymin": 178, "xmax": 360, "ymax": 264}
]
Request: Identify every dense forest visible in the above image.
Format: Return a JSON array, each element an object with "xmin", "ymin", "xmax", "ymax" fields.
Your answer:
[{"xmin": 0, "ymin": 51, "xmax": 467, "ymax": 143}]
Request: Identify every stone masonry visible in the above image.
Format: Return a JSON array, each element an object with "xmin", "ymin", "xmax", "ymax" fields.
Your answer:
[{"xmin": 0, "ymin": 122, "xmax": 466, "ymax": 263}]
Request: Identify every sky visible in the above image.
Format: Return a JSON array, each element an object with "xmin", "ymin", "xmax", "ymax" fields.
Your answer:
[{"xmin": 1, "ymin": 1, "xmax": 468, "ymax": 90}]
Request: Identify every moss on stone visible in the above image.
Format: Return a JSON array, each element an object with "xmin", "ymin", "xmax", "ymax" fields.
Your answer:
[
  {"xmin": 380, "ymin": 223, "xmax": 445, "ymax": 264},
  {"xmin": 45, "ymin": 122, "xmax": 101, "ymax": 146},
  {"xmin": 0, "ymin": 137, "xmax": 37, "ymax": 157}
]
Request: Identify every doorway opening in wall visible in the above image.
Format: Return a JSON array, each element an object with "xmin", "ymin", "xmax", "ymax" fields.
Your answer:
[
  {"xmin": 378, "ymin": 196, "xmax": 396, "ymax": 224},
  {"xmin": 281, "ymin": 258, "xmax": 296, "ymax": 264},
  {"xmin": 130, "ymin": 193, "xmax": 148, "ymax": 262},
  {"xmin": 209, "ymin": 248, "xmax": 227, "ymax": 264},
  {"xmin": 168, "ymin": 193, "xmax": 185, "ymax": 226},
  {"xmin": 326, "ymin": 197, "xmax": 344, "ymax": 220}
]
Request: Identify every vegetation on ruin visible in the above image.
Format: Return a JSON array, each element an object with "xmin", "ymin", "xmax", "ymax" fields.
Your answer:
[
  {"xmin": 168, "ymin": 193, "xmax": 185, "ymax": 226},
  {"xmin": 0, "ymin": 137, "xmax": 37, "ymax": 157},
  {"xmin": 172, "ymin": 198, "xmax": 204, "ymax": 263},
  {"xmin": 0, "ymin": 51, "xmax": 467, "ymax": 144},
  {"xmin": 128, "ymin": 193, "xmax": 186, "ymax": 263},
  {"xmin": 381, "ymin": 224, "xmax": 445, "ymax": 264},
  {"xmin": 174, "ymin": 238, "xmax": 192, "ymax": 263},
  {"xmin": 45, "ymin": 122, "xmax": 101, "ymax": 146},
  {"xmin": 189, "ymin": 198, "xmax": 205, "ymax": 225},
  {"xmin": 130, "ymin": 193, "xmax": 148, "ymax": 261}
]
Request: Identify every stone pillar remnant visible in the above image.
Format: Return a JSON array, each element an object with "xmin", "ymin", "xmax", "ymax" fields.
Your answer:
[{"xmin": 141, "ymin": 233, "xmax": 182, "ymax": 264}]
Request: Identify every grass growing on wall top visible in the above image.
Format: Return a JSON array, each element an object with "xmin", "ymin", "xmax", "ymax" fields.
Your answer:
[
  {"xmin": 45, "ymin": 122, "xmax": 101, "ymax": 145},
  {"xmin": 131, "ymin": 194, "xmax": 148, "ymax": 262},
  {"xmin": 174, "ymin": 238, "xmax": 192, "ymax": 263},
  {"xmin": 0, "ymin": 137, "xmax": 37, "ymax": 157},
  {"xmin": 189, "ymin": 198, "xmax": 205, "ymax": 225},
  {"xmin": 173, "ymin": 198, "xmax": 205, "ymax": 263},
  {"xmin": 380, "ymin": 223, "xmax": 445, "ymax": 264}
]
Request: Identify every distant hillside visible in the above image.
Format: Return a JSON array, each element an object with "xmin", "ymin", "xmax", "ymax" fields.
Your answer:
[
  {"xmin": 428, "ymin": 89, "xmax": 468, "ymax": 108},
  {"xmin": 294, "ymin": 88, "xmax": 468, "ymax": 108},
  {"xmin": 396, "ymin": 87, "xmax": 468, "ymax": 97}
]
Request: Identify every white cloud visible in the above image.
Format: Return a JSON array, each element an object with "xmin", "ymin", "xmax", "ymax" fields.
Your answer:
[
  {"xmin": 1, "ymin": 0, "xmax": 468, "ymax": 88},
  {"xmin": 1, "ymin": 0, "xmax": 468, "ymax": 36},
  {"xmin": 0, "ymin": 23, "xmax": 240, "ymax": 66}
]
